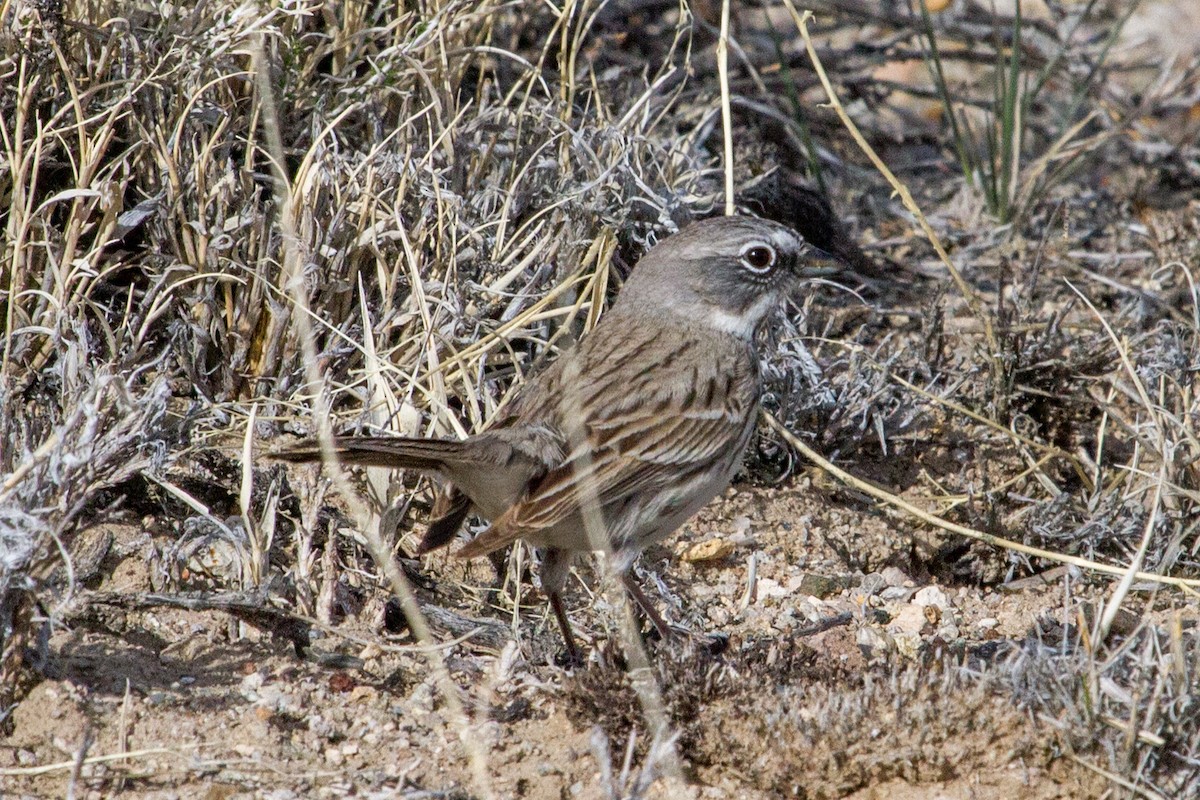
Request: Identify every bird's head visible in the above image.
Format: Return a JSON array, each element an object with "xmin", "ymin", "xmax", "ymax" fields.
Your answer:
[{"xmin": 615, "ymin": 216, "xmax": 840, "ymax": 338}]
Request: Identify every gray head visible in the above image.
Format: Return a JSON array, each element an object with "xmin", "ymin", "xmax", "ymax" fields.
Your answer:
[{"xmin": 613, "ymin": 216, "xmax": 838, "ymax": 338}]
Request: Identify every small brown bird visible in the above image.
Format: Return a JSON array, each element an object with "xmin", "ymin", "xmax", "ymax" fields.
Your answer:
[{"xmin": 276, "ymin": 216, "xmax": 839, "ymax": 661}]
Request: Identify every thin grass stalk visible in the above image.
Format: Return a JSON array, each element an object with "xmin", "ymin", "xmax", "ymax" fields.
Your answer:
[
  {"xmin": 998, "ymin": 2, "xmax": 1023, "ymax": 221},
  {"xmin": 717, "ymin": 0, "xmax": 734, "ymax": 215},
  {"xmin": 981, "ymin": 86, "xmax": 999, "ymax": 213},
  {"xmin": 1055, "ymin": 0, "xmax": 1142, "ymax": 128},
  {"xmin": 765, "ymin": 412, "xmax": 1200, "ymax": 592},
  {"xmin": 248, "ymin": 33, "xmax": 496, "ymax": 796},
  {"xmin": 558, "ymin": 365, "xmax": 684, "ymax": 784},
  {"xmin": 786, "ymin": 2, "xmax": 1000, "ymax": 356},
  {"xmin": 1013, "ymin": 111, "xmax": 1102, "ymax": 218},
  {"xmin": 767, "ymin": 26, "xmax": 824, "ymax": 190},
  {"xmin": 914, "ymin": 0, "xmax": 975, "ymax": 192},
  {"xmin": 1094, "ymin": 465, "xmax": 1166, "ymax": 644}
]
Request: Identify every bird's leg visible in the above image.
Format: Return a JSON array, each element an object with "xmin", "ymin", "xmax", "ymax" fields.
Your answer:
[
  {"xmin": 620, "ymin": 570, "xmax": 728, "ymax": 654},
  {"xmin": 486, "ymin": 547, "xmax": 509, "ymax": 589},
  {"xmin": 547, "ymin": 589, "xmax": 583, "ymax": 666},
  {"xmin": 539, "ymin": 547, "xmax": 582, "ymax": 665},
  {"xmin": 620, "ymin": 572, "xmax": 672, "ymax": 641}
]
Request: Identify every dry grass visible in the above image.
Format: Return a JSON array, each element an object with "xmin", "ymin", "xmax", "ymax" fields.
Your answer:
[{"xmin": 2, "ymin": 0, "xmax": 1199, "ymax": 795}]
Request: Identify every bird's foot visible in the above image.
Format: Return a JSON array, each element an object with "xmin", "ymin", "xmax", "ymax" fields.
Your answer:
[
  {"xmin": 552, "ymin": 646, "xmax": 586, "ymax": 669},
  {"xmin": 697, "ymin": 630, "xmax": 730, "ymax": 655},
  {"xmin": 626, "ymin": 617, "xmax": 728, "ymax": 657}
]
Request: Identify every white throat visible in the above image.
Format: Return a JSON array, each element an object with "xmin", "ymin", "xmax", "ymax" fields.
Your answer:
[{"xmin": 705, "ymin": 294, "xmax": 776, "ymax": 339}]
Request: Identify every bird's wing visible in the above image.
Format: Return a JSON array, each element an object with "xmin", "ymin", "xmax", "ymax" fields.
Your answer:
[
  {"xmin": 415, "ymin": 487, "xmax": 472, "ymax": 554},
  {"xmin": 455, "ymin": 348, "xmax": 757, "ymax": 559}
]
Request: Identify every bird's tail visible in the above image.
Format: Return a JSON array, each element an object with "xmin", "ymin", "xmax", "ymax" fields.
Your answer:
[{"xmin": 271, "ymin": 436, "xmax": 468, "ymax": 472}]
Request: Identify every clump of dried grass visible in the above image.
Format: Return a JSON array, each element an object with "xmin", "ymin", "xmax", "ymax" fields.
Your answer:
[
  {"xmin": 1009, "ymin": 614, "xmax": 1200, "ymax": 799},
  {"xmin": 0, "ymin": 349, "xmax": 171, "ymax": 731}
]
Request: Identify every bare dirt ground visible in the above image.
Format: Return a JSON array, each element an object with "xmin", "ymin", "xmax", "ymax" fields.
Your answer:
[
  {"xmin": 5, "ymin": 486, "xmax": 1120, "ymax": 799},
  {"xmin": 3, "ymin": 0, "xmax": 1200, "ymax": 798}
]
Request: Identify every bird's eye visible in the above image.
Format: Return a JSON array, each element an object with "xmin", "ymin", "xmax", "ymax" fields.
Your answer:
[{"xmin": 740, "ymin": 244, "xmax": 776, "ymax": 273}]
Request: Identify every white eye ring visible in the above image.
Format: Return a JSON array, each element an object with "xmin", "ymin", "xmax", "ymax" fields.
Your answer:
[{"xmin": 739, "ymin": 243, "xmax": 777, "ymax": 273}]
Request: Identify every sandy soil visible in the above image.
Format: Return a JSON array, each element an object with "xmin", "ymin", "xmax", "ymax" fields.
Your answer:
[{"xmin": 2, "ymin": 479, "xmax": 1123, "ymax": 799}]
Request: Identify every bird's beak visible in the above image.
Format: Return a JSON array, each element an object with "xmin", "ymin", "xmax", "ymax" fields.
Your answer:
[{"xmin": 796, "ymin": 245, "xmax": 845, "ymax": 279}]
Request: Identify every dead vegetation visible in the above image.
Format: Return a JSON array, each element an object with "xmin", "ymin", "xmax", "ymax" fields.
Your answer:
[{"xmin": 2, "ymin": 0, "xmax": 1199, "ymax": 797}]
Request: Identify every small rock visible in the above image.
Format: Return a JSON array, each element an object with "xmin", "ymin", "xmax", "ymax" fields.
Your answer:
[
  {"xmin": 791, "ymin": 597, "xmax": 823, "ymax": 622},
  {"xmin": 328, "ymin": 672, "xmax": 356, "ymax": 693},
  {"xmin": 255, "ymin": 685, "xmax": 288, "ymax": 711},
  {"xmin": 681, "ymin": 538, "xmax": 734, "ymax": 563},
  {"xmin": 324, "ymin": 747, "xmax": 344, "ymax": 766},
  {"xmin": 880, "ymin": 566, "xmax": 911, "ymax": 588},
  {"xmin": 158, "ymin": 634, "xmax": 207, "ymax": 663},
  {"xmin": 913, "ymin": 586, "xmax": 951, "ymax": 610},
  {"xmin": 410, "ymin": 682, "xmax": 435, "ymax": 712},
  {"xmin": 977, "ymin": 617, "xmax": 1000, "ymax": 630},
  {"xmin": 240, "ymin": 671, "xmax": 265, "ymax": 695},
  {"xmin": 894, "ymin": 632, "xmax": 922, "ymax": 660},
  {"xmin": 888, "ymin": 604, "xmax": 927, "ymax": 636},
  {"xmin": 795, "ymin": 572, "xmax": 852, "ymax": 598},
  {"xmin": 754, "ymin": 576, "xmax": 789, "ymax": 602},
  {"xmin": 859, "ymin": 573, "xmax": 887, "ymax": 596},
  {"xmin": 856, "ymin": 626, "xmax": 894, "ymax": 659},
  {"xmin": 308, "ymin": 714, "xmax": 335, "ymax": 740},
  {"xmin": 349, "ymin": 685, "xmax": 377, "ymax": 703}
]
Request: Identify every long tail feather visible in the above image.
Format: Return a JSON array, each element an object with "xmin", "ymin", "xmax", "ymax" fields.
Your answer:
[{"xmin": 271, "ymin": 436, "xmax": 466, "ymax": 471}]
